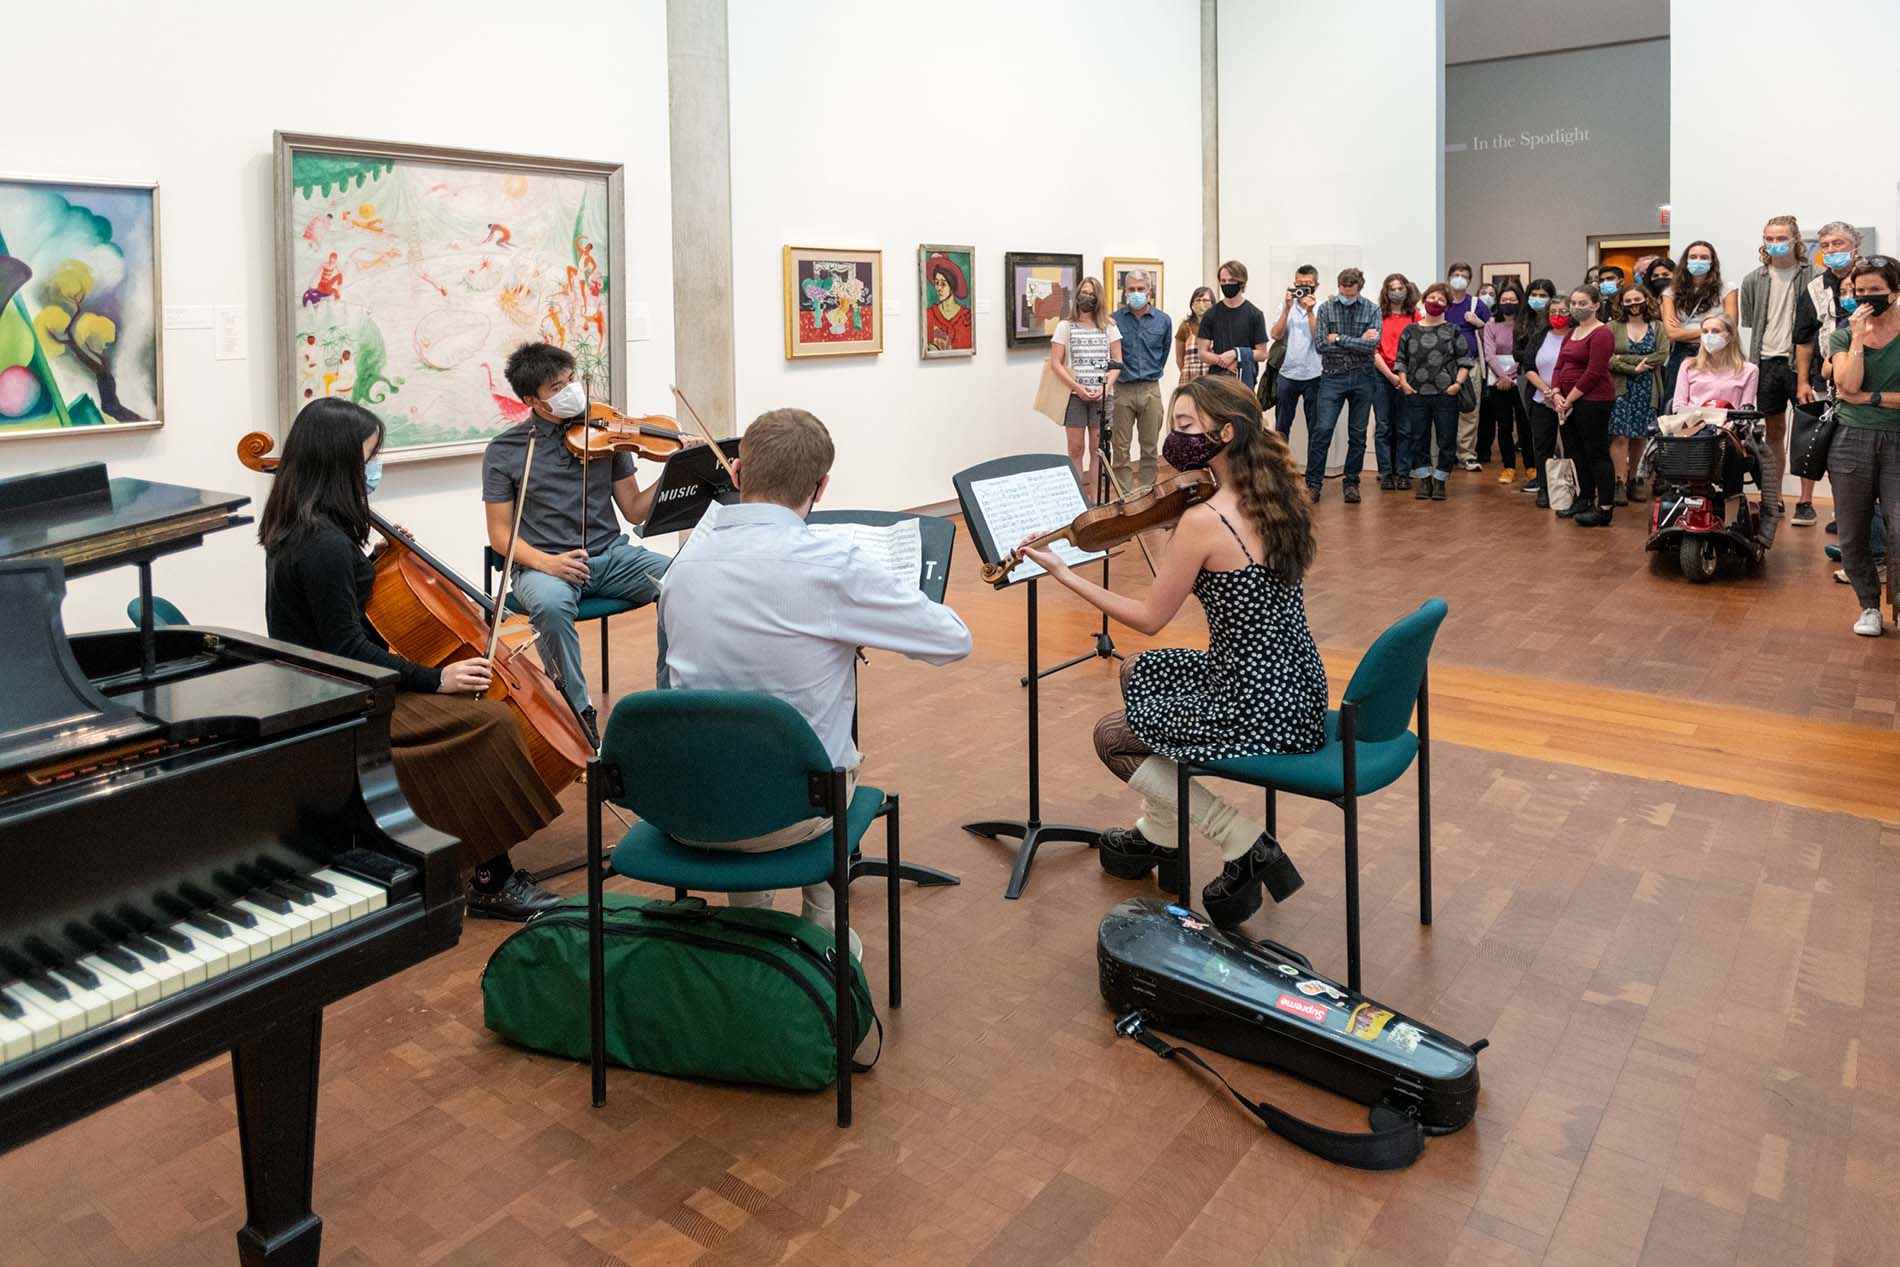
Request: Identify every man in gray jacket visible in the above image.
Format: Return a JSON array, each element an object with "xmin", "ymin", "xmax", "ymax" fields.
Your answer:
[{"xmin": 1737, "ymin": 214, "xmax": 1814, "ymax": 543}]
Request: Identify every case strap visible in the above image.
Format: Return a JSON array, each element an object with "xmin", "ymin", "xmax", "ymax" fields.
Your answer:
[{"xmin": 1115, "ymin": 1012, "xmax": 1425, "ymax": 1171}]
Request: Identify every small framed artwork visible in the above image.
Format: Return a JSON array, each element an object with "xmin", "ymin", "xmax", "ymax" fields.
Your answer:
[
  {"xmin": 0, "ymin": 174, "xmax": 163, "ymax": 440},
  {"xmin": 1004, "ymin": 251, "xmax": 1082, "ymax": 348},
  {"xmin": 1480, "ymin": 262, "xmax": 1532, "ymax": 294},
  {"xmin": 1105, "ymin": 256, "xmax": 1164, "ymax": 312},
  {"xmin": 783, "ymin": 246, "xmax": 882, "ymax": 359},
  {"xmin": 918, "ymin": 244, "xmax": 974, "ymax": 359}
]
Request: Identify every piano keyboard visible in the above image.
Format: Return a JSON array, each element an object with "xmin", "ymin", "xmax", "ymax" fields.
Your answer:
[{"xmin": 0, "ymin": 866, "xmax": 389, "ymax": 1065}]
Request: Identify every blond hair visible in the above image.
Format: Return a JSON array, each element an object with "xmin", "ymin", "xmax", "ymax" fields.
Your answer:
[
  {"xmin": 738, "ymin": 408, "xmax": 834, "ymax": 506},
  {"xmin": 1760, "ymin": 214, "xmax": 1803, "ymax": 267},
  {"xmin": 1691, "ymin": 314, "xmax": 1744, "ymax": 374}
]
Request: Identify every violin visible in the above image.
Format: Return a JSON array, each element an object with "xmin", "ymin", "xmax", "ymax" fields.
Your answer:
[
  {"xmin": 237, "ymin": 431, "xmax": 592, "ymax": 796},
  {"xmin": 564, "ymin": 402, "xmax": 686, "ymax": 462},
  {"xmin": 980, "ymin": 468, "xmax": 1219, "ymax": 587}
]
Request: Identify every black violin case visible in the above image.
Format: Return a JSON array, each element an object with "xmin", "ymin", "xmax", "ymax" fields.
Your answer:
[{"xmin": 1098, "ymin": 898, "xmax": 1484, "ymax": 1169}]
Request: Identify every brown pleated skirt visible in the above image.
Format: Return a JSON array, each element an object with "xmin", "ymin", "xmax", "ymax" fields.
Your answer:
[{"xmin": 389, "ymin": 693, "xmax": 563, "ymax": 874}]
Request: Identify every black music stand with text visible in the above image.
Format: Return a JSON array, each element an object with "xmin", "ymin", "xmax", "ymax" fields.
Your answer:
[
  {"xmin": 807, "ymin": 508, "xmax": 962, "ymax": 891},
  {"xmin": 952, "ymin": 454, "xmax": 1102, "ymax": 899}
]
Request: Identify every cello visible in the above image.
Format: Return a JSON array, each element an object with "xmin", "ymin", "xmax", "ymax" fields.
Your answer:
[{"xmin": 237, "ymin": 431, "xmax": 592, "ymax": 797}]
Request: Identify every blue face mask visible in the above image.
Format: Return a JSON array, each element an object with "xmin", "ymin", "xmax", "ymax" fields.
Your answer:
[
  {"xmin": 1840, "ymin": 294, "xmax": 1860, "ymax": 314},
  {"xmin": 1764, "ymin": 240, "xmax": 1793, "ymax": 258},
  {"xmin": 1824, "ymin": 251, "xmax": 1853, "ymax": 270},
  {"xmin": 1598, "ymin": 280, "xmax": 1619, "ymax": 296},
  {"xmin": 1528, "ymin": 295, "xmax": 1550, "ymax": 311},
  {"xmin": 364, "ymin": 459, "xmax": 383, "ymax": 495},
  {"xmin": 1685, "ymin": 258, "xmax": 1711, "ymax": 276},
  {"xmin": 1126, "ymin": 290, "xmax": 1149, "ymax": 310}
]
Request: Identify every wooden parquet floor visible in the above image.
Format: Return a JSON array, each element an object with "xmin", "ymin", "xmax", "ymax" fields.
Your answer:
[{"xmin": 5, "ymin": 473, "xmax": 1899, "ymax": 1266}]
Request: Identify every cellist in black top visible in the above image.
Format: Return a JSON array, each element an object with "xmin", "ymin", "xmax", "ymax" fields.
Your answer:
[{"xmin": 261, "ymin": 397, "xmax": 564, "ymax": 920}]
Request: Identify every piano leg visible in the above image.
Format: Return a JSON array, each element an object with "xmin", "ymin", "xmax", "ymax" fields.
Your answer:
[{"xmin": 232, "ymin": 1011, "xmax": 325, "ymax": 1267}]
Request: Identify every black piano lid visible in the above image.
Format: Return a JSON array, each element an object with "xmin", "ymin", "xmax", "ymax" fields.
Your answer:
[
  {"xmin": 0, "ymin": 560, "xmax": 158, "ymax": 777},
  {"xmin": 0, "ymin": 462, "xmax": 250, "ymax": 578}
]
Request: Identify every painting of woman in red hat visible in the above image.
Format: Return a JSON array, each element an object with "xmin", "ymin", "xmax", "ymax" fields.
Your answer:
[{"xmin": 920, "ymin": 245, "xmax": 974, "ymax": 358}]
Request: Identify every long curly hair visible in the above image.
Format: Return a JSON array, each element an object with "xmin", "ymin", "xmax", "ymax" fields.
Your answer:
[{"xmin": 1170, "ymin": 376, "xmax": 1315, "ymax": 582}]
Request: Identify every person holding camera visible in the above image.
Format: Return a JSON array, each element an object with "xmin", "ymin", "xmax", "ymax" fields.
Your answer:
[{"xmin": 1270, "ymin": 265, "xmax": 1324, "ymax": 444}]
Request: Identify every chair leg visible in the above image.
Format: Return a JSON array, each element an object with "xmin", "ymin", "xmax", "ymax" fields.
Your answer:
[
  {"xmin": 586, "ymin": 758, "xmax": 608, "ymax": 1108},
  {"xmin": 886, "ymin": 794, "xmax": 902, "ymax": 1009},
  {"xmin": 830, "ymin": 768, "xmax": 853, "ymax": 1128},
  {"xmin": 1340, "ymin": 703, "xmax": 1362, "ymax": 996},
  {"xmin": 599, "ymin": 618, "xmax": 611, "ymax": 699},
  {"xmin": 1176, "ymin": 761, "xmax": 1193, "ymax": 904},
  {"xmin": 1417, "ymin": 673, "xmax": 1433, "ymax": 927},
  {"xmin": 1265, "ymin": 786, "xmax": 1277, "ymax": 839},
  {"xmin": 673, "ymin": 887, "xmax": 688, "ymax": 902}
]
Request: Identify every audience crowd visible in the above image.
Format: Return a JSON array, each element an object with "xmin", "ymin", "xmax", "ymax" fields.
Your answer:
[{"xmin": 1070, "ymin": 217, "xmax": 1900, "ymax": 638}]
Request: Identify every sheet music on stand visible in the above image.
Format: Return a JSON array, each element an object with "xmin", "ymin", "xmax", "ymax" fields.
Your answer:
[
  {"xmin": 967, "ymin": 464, "xmax": 1105, "ymax": 584},
  {"xmin": 806, "ymin": 517, "xmax": 922, "ymax": 588}
]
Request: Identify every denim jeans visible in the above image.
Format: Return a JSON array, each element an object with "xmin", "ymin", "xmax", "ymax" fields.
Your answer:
[
  {"xmin": 1275, "ymin": 374, "xmax": 1321, "ymax": 444},
  {"xmin": 1312, "ymin": 367, "xmax": 1375, "ymax": 488},
  {"xmin": 1371, "ymin": 373, "xmax": 1406, "ymax": 475},
  {"xmin": 511, "ymin": 538, "xmax": 669, "ymax": 715},
  {"xmin": 1406, "ymin": 392, "xmax": 1460, "ymax": 480}
]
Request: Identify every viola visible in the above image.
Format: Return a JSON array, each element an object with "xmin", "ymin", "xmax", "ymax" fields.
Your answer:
[
  {"xmin": 564, "ymin": 403, "xmax": 686, "ymax": 462},
  {"xmin": 980, "ymin": 469, "xmax": 1219, "ymax": 587},
  {"xmin": 237, "ymin": 432, "xmax": 591, "ymax": 796}
]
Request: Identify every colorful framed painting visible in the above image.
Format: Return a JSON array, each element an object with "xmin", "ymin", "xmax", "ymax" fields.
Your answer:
[
  {"xmin": 0, "ymin": 175, "xmax": 162, "ymax": 440},
  {"xmin": 918, "ymin": 245, "xmax": 974, "ymax": 359},
  {"xmin": 1105, "ymin": 257, "xmax": 1164, "ymax": 313},
  {"xmin": 1004, "ymin": 251, "xmax": 1082, "ymax": 348},
  {"xmin": 275, "ymin": 131, "xmax": 625, "ymax": 461},
  {"xmin": 783, "ymin": 246, "xmax": 882, "ymax": 359}
]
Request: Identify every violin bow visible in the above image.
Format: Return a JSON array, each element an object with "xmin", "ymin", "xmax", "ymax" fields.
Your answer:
[
  {"xmin": 669, "ymin": 384, "xmax": 741, "ymax": 486},
  {"xmin": 486, "ymin": 428, "xmax": 538, "ymax": 667}
]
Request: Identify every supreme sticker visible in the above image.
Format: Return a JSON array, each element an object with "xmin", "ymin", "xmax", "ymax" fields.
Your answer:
[{"xmin": 1273, "ymin": 993, "xmax": 1331, "ymax": 1024}]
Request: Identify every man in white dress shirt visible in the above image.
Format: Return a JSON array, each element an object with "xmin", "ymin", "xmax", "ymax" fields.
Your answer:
[{"xmin": 658, "ymin": 407, "xmax": 973, "ymax": 939}]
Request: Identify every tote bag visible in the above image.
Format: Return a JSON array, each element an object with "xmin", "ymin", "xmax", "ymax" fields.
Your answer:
[{"xmin": 1033, "ymin": 363, "xmax": 1070, "ymax": 424}]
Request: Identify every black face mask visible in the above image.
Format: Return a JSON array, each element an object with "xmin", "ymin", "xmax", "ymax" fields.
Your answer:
[
  {"xmin": 1220, "ymin": 282, "xmax": 1243, "ymax": 299},
  {"xmin": 1077, "ymin": 294, "xmax": 1098, "ymax": 313},
  {"xmin": 1496, "ymin": 303, "xmax": 1520, "ymax": 318},
  {"xmin": 1858, "ymin": 293, "xmax": 1894, "ymax": 315},
  {"xmin": 1162, "ymin": 429, "xmax": 1228, "ymax": 471}
]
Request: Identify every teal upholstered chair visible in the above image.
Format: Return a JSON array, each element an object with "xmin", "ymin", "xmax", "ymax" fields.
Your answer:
[
  {"xmin": 125, "ymin": 595, "xmax": 189, "ymax": 628},
  {"xmin": 586, "ymin": 690, "xmax": 901, "ymax": 1127},
  {"xmin": 485, "ymin": 546, "xmax": 638, "ymax": 697},
  {"xmin": 1174, "ymin": 598, "xmax": 1447, "ymax": 994}
]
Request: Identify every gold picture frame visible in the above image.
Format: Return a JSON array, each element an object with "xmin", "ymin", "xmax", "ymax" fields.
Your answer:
[
  {"xmin": 1104, "ymin": 256, "xmax": 1165, "ymax": 313},
  {"xmin": 783, "ymin": 245, "xmax": 883, "ymax": 359}
]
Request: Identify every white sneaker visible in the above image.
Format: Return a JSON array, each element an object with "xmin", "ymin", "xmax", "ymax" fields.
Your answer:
[
  {"xmin": 1854, "ymin": 608, "xmax": 1884, "ymax": 637},
  {"xmin": 1835, "ymin": 569, "xmax": 1851, "ymax": 585}
]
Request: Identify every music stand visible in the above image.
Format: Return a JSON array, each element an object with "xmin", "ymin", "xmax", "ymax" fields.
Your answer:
[
  {"xmin": 635, "ymin": 439, "xmax": 742, "ymax": 537},
  {"xmin": 952, "ymin": 455, "xmax": 1102, "ymax": 899},
  {"xmin": 807, "ymin": 509, "xmax": 961, "ymax": 890},
  {"xmin": 1030, "ymin": 402, "xmax": 1123, "ymax": 685}
]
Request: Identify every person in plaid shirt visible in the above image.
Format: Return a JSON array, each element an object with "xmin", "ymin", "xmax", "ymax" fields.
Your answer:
[{"xmin": 1309, "ymin": 268, "xmax": 1383, "ymax": 504}]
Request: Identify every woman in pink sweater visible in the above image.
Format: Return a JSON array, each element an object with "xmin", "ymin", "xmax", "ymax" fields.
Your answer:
[{"xmin": 1671, "ymin": 314, "xmax": 1759, "ymax": 413}]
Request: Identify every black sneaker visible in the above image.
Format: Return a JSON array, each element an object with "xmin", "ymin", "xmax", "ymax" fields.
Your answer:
[
  {"xmin": 1826, "ymin": 519, "xmax": 1838, "ymax": 535},
  {"xmin": 1613, "ymin": 481, "xmax": 1630, "ymax": 507},
  {"xmin": 1308, "ymin": 485, "xmax": 1323, "ymax": 504},
  {"xmin": 467, "ymin": 869, "xmax": 565, "ymax": 922},
  {"xmin": 1792, "ymin": 502, "xmax": 1818, "ymax": 527},
  {"xmin": 1521, "ymin": 479, "xmax": 1543, "ymax": 495},
  {"xmin": 1202, "ymin": 835, "xmax": 1304, "ymax": 928},
  {"xmin": 1574, "ymin": 506, "xmax": 1615, "ymax": 527},
  {"xmin": 1343, "ymin": 482, "xmax": 1362, "ymax": 504},
  {"xmin": 580, "ymin": 706, "xmax": 601, "ymax": 751},
  {"xmin": 1098, "ymin": 826, "xmax": 1181, "ymax": 893},
  {"xmin": 1555, "ymin": 502, "xmax": 1581, "ymax": 519},
  {"xmin": 1396, "ymin": 476, "xmax": 1412, "ymax": 491},
  {"xmin": 1378, "ymin": 474, "xmax": 1395, "ymax": 491},
  {"xmin": 1413, "ymin": 477, "xmax": 1432, "ymax": 500},
  {"xmin": 1431, "ymin": 477, "xmax": 1447, "ymax": 501},
  {"xmin": 1535, "ymin": 490, "xmax": 1550, "ymax": 509}
]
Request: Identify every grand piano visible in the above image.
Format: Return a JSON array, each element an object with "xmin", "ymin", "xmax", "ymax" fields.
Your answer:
[{"xmin": 0, "ymin": 461, "xmax": 464, "ymax": 1265}]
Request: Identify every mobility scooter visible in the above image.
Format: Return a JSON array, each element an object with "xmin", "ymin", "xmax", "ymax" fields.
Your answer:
[{"xmin": 1642, "ymin": 407, "xmax": 1766, "ymax": 583}]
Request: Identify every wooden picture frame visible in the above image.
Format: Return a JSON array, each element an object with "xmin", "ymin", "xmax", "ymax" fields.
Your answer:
[
  {"xmin": 1104, "ymin": 256, "xmax": 1164, "ymax": 313},
  {"xmin": 0, "ymin": 173, "xmax": 163, "ymax": 441},
  {"xmin": 1003, "ymin": 251, "xmax": 1083, "ymax": 348},
  {"xmin": 1480, "ymin": 262, "xmax": 1533, "ymax": 293},
  {"xmin": 274, "ymin": 130, "xmax": 625, "ymax": 461},
  {"xmin": 783, "ymin": 246, "xmax": 883, "ymax": 359},
  {"xmin": 917, "ymin": 244, "xmax": 974, "ymax": 359}
]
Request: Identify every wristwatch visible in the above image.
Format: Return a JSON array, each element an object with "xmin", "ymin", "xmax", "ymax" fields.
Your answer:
[{"xmin": 1875, "ymin": 391, "xmax": 1886, "ymax": 408}]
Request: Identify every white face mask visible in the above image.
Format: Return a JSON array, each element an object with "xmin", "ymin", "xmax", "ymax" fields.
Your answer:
[
  {"xmin": 542, "ymin": 381, "xmax": 587, "ymax": 419},
  {"xmin": 1700, "ymin": 332, "xmax": 1729, "ymax": 354},
  {"xmin": 1449, "ymin": 275, "xmax": 1469, "ymax": 292}
]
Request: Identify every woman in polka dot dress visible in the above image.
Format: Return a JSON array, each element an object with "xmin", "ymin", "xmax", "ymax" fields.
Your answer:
[{"xmin": 1023, "ymin": 375, "xmax": 1327, "ymax": 927}]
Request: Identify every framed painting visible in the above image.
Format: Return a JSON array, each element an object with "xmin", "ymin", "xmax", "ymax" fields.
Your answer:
[
  {"xmin": 783, "ymin": 246, "xmax": 882, "ymax": 359},
  {"xmin": 1004, "ymin": 251, "xmax": 1082, "ymax": 348},
  {"xmin": 0, "ymin": 175, "xmax": 162, "ymax": 440},
  {"xmin": 275, "ymin": 131, "xmax": 625, "ymax": 461},
  {"xmin": 1480, "ymin": 262, "xmax": 1532, "ymax": 292},
  {"xmin": 1105, "ymin": 256, "xmax": 1164, "ymax": 313},
  {"xmin": 918, "ymin": 244, "xmax": 974, "ymax": 359}
]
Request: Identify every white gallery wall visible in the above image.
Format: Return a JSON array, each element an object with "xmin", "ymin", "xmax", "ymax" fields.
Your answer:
[
  {"xmin": 726, "ymin": 0, "xmax": 1207, "ymax": 515},
  {"xmin": 0, "ymin": 0, "xmax": 676, "ymax": 634},
  {"xmin": 1217, "ymin": 0, "xmax": 1444, "ymax": 290}
]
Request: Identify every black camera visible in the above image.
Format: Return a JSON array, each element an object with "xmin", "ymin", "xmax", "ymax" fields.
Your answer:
[{"xmin": 1292, "ymin": 284, "xmax": 1315, "ymax": 299}]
